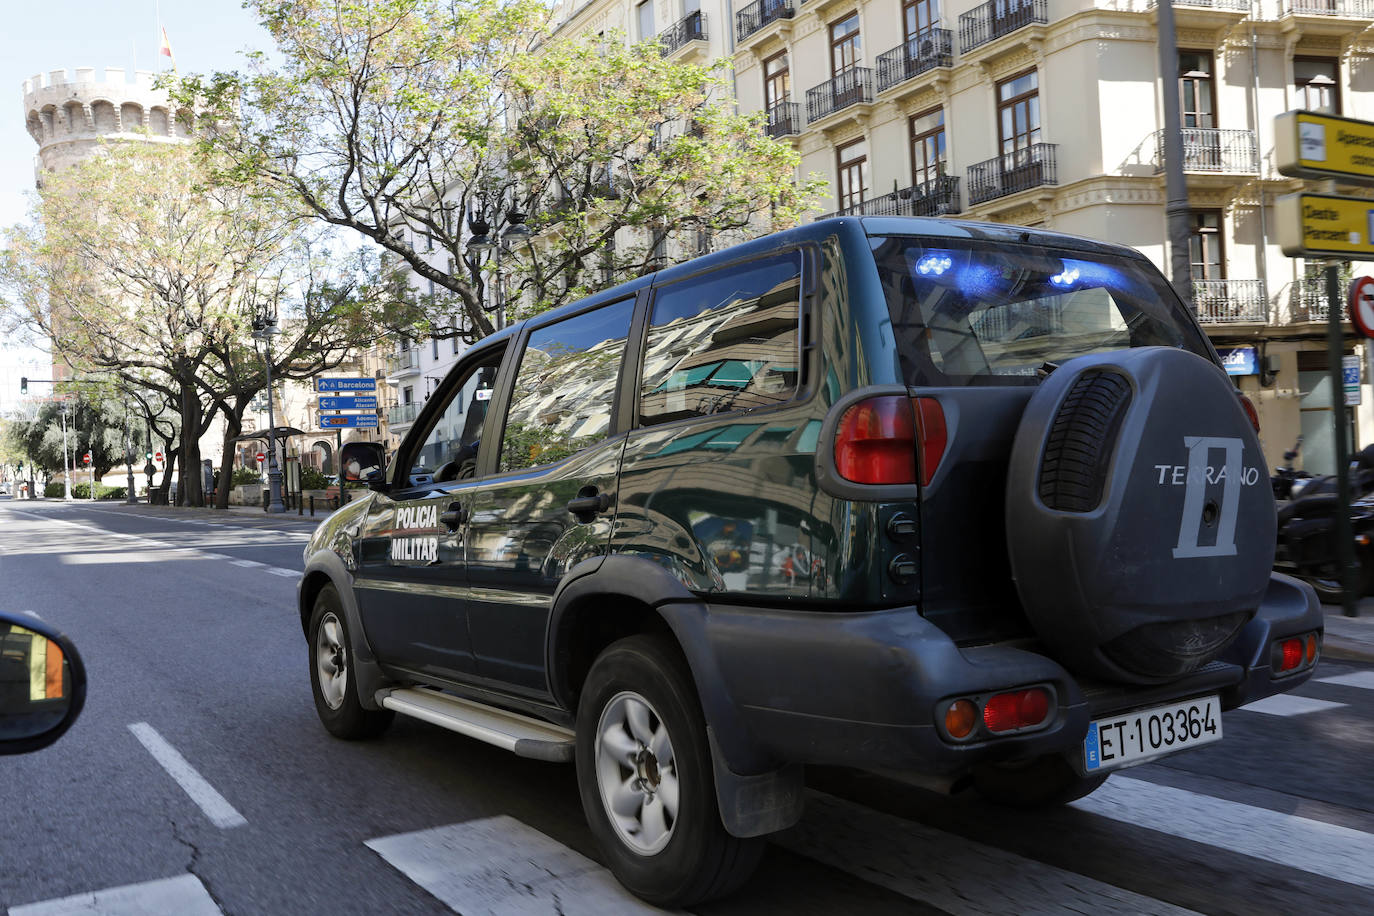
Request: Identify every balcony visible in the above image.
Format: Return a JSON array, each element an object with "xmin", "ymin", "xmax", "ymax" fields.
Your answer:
[
  {"xmin": 1154, "ymin": 128, "xmax": 1258, "ymax": 174},
  {"xmin": 1289, "ymin": 277, "xmax": 1333, "ymax": 322},
  {"xmin": 660, "ymin": 11, "xmax": 708, "ymax": 57},
  {"xmin": 805, "ymin": 68, "xmax": 875, "ymax": 125},
  {"xmin": 736, "ymin": 0, "xmax": 794, "ymax": 44},
  {"xmin": 387, "ymin": 348, "xmax": 420, "ymax": 376},
  {"xmin": 966, "ymin": 144, "xmax": 1057, "ymax": 205},
  {"xmin": 819, "ymin": 177, "xmax": 961, "ymax": 219},
  {"xmin": 387, "ymin": 402, "xmax": 419, "ymax": 426},
  {"xmin": 765, "ymin": 101, "xmax": 802, "ymax": 139},
  {"xmin": 877, "ymin": 29, "xmax": 954, "ymax": 94},
  {"xmin": 959, "ymin": 0, "xmax": 1047, "ymax": 55},
  {"xmin": 1287, "ymin": 0, "xmax": 1374, "ymax": 14},
  {"xmin": 1193, "ymin": 279, "xmax": 1268, "ymax": 324},
  {"xmin": 1147, "ymin": 0, "xmax": 1248, "ymax": 8}
]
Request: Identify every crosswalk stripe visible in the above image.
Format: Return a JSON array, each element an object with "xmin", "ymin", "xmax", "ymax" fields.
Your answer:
[
  {"xmin": 9, "ymin": 874, "xmax": 220, "ymax": 916},
  {"xmin": 1238, "ymin": 694, "xmax": 1346, "ymax": 716},
  {"xmin": 1072, "ymin": 776, "xmax": 1374, "ymax": 889},
  {"xmin": 366, "ymin": 815, "xmax": 677, "ymax": 915},
  {"xmin": 1316, "ymin": 670, "xmax": 1374, "ymax": 690},
  {"xmin": 776, "ymin": 791, "xmax": 1200, "ymax": 915}
]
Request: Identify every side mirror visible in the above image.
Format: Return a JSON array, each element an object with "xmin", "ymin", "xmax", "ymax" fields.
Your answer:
[
  {"xmin": 341, "ymin": 442, "xmax": 388, "ymax": 487},
  {"xmin": 0, "ymin": 612, "xmax": 85, "ymax": 756}
]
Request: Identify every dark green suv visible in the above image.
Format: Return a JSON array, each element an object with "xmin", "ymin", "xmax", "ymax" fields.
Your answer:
[{"xmin": 301, "ymin": 217, "xmax": 1323, "ymax": 907}]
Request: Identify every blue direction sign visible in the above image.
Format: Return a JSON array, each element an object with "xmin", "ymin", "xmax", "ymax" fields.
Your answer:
[
  {"xmin": 319, "ymin": 414, "xmax": 379, "ymax": 429},
  {"xmin": 317, "ymin": 377, "xmax": 377, "ymax": 392},
  {"xmin": 319, "ymin": 396, "xmax": 378, "ymax": 410}
]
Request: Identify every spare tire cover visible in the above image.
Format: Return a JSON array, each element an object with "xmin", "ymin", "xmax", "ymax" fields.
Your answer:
[{"xmin": 1005, "ymin": 346, "xmax": 1275, "ymax": 684}]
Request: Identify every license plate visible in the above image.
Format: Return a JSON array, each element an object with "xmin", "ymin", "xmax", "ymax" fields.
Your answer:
[{"xmin": 1083, "ymin": 695, "xmax": 1222, "ymax": 773}]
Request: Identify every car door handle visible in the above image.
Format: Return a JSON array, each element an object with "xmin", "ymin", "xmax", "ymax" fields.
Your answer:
[
  {"xmin": 439, "ymin": 503, "xmax": 466, "ymax": 530},
  {"xmin": 566, "ymin": 492, "xmax": 613, "ymax": 517}
]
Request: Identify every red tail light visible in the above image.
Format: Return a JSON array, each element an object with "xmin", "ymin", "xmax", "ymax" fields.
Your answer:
[
  {"xmin": 1278, "ymin": 637, "xmax": 1303, "ymax": 672},
  {"xmin": 982, "ymin": 687, "xmax": 1053, "ymax": 733},
  {"xmin": 835, "ymin": 397, "xmax": 916, "ymax": 485},
  {"xmin": 1238, "ymin": 393, "xmax": 1260, "ymax": 434},
  {"xmin": 913, "ymin": 397, "xmax": 947, "ymax": 486},
  {"xmin": 834, "ymin": 396, "xmax": 947, "ymax": 486}
]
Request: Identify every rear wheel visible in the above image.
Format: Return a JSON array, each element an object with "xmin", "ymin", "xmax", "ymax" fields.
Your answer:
[
  {"xmin": 308, "ymin": 585, "xmax": 393, "ymax": 739},
  {"xmin": 972, "ymin": 754, "xmax": 1107, "ymax": 808},
  {"xmin": 575, "ymin": 635, "xmax": 764, "ymax": 907}
]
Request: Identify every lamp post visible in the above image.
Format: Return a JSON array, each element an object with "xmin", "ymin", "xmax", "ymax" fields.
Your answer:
[
  {"xmin": 252, "ymin": 314, "xmax": 286, "ymax": 514},
  {"xmin": 125, "ymin": 400, "xmax": 137, "ymax": 505},
  {"xmin": 465, "ymin": 203, "xmax": 531, "ymax": 331}
]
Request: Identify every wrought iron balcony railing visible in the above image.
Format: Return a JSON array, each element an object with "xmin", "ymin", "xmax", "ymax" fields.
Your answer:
[
  {"xmin": 660, "ymin": 11, "xmax": 707, "ymax": 55},
  {"xmin": 1286, "ymin": 0, "xmax": 1374, "ymax": 15},
  {"xmin": 959, "ymin": 0, "xmax": 1047, "ymax": 54},
  {"xmin": 1147, "ymin": 0, "xmax": 1248, "ymax": 9},
  {"xmin": 820, "ymin": 176, "xmax": 962, "ymax": 219},
  {"xmin": 876, "ymin": 29, "xmax": 954, "ymax": 92},
  {"xmin": 1290, "ymin": 277, "xmax": 1333, "ymax": 322},
  {"xmin": 1154, "ymin": 128, "xmax": 1258, "ymax": 173},
  {"xmin": 805, "ymin": 68, "xmax": 875, "ymax": 123},
  {"xmin": 966, "ymin": 144, "xmax": 1057, "ymax": 205},
  {"xmin": 736, "ymin": 0, "xmax": 794, "ymax": 43},
  {"xmin": 765, "ymin": 101, "xmax": 802, "ymax": 138},
  {"xmin": 1193, "ymin": 279, "xmax": 1269, "ymax": 324}
]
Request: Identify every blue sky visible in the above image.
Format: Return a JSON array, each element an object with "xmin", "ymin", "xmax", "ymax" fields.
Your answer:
[{"xmin": 1, "ymin": 0, "xmax": 272, "ymax": 409}]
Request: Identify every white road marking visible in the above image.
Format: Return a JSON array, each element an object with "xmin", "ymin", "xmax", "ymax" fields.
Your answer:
[
  {"xmin": 22, "ymin": 610, "xmax": 42, "ymax": 619},
  {"xmin": 776, "ymin": 791, "xmax": 1201, "ymax": 915},
  {"xmin": 230, "ymin": 559, "xmax": 266, "ymax": 568},
  {"xmin": 1238, "ymin": 694, "xmax": 1346, "ymax": 717},
  {"xmin": 1072, "ymin": 776, "xmax": 1374, "ymax": 889},
  {"xmin": 9, "ymin": 873, "xmax": 221, "ymax": 916},
  {"xmin": 1317, "ymin": 670, "xmax": 1374, "ymax": 691},
  {"xmin": 127, "ymin": 723, "xmax": 247, "ymax": 829},
  {"xmin": 268, "ymin": 567, "xmax": 299, "ymax": 578},
  {"xmin": 367, "ymin": 815, "xmax": 677, "ymax": 915}
]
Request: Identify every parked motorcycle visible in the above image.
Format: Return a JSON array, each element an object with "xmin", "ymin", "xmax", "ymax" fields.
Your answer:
[
  {"xmin": 1271, "ymin": 437, "xmax": 1312, "ymax": 501},
  {"xmin": 1273, "ymin": 442, "xmax": 1374, "ymax": 602}
]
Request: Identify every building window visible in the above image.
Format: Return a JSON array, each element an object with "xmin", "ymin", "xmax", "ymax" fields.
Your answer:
[
  {"xmin": 1296, "ymin": 58, "xmax": 1340, "ymax": 115},
  {"xmin": 637, "ymin": 0, "xmax": 654, "ymax": 40},
  {"xmin": 997, "ymin": 70, "xmax": 1040, "ymax": 155},
  {"xmin": 1188, "ymin": 211, "xmax": 1224, "ymax": 281},
  {"xmin": 902, "ymin": 0, "xmax": 936, "ymax": 40},
  {"xmin": 910, "ymin": 108, "xmax": 946, "ymax": 191},
  {"xmin": 402, "ymin": 385, "xmax": 414, "ymax": 405},
  {"xmin": 764, "ymin": 50, "xmax": 791, "ymax": 111},
  {"xmin": 1179, "ymin": 51, "xmax": 1215, "ymax": 128},
  {"xmin": 830, "ymin": 13, "xmax": 861, "ymax": 78},
  {"xmin": 836, "ymin": 137, "xmax": 869, "ymax": 211}
]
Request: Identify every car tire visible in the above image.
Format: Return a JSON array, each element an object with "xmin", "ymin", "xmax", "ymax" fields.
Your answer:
[
  {"xmin": 575, "ymin": 634, "xmax": 764, "ymax": 908},
  {"xmin": 971, "ymin": 754, "xmax": 1108, "ymax": 808},
  {"xmin": 308, "ymin": 585, "xmax": 393, "ymax": 740}
]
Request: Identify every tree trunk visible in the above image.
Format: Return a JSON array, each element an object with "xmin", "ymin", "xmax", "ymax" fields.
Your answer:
[
  {"xmin": 214, "ymin": 400, "xmax": 249, "ymax": 511},
  {"xmin": 178, "ymin": 376, "xmax": 203, "ymax": 507}
]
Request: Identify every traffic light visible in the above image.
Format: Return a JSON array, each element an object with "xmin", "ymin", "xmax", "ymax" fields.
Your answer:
[
  {"xmin": 16, "ymin": 461, "xmax": 22, "ymax": 472},
  {"xmin": 20, "ymin": 377, "xmax": 27, "ymax": 394},
  {"xmin": 145, "ymin": 452, "xmax": 153, "ymax": 461}
]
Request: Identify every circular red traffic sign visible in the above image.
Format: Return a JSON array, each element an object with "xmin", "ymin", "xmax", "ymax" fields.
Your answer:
[
  {"xmin": 255, "ymin": 451, "xmax": 266, "ymax": 463},
  {"xmin": 1349, "ymin": 276, "xmax": 1374, "ymax": 339}
]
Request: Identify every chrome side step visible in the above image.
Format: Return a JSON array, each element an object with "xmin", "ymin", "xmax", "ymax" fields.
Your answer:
[{"xmin": 375, "ymin": 687, "xmax": 575, "ymax": 762}]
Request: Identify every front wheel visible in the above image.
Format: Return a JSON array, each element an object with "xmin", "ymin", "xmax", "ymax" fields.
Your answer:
[
  {"xmin": 308, "ymin": 585, "xmax": 393, "ymax": 739},
  {"xmin": 575, "ymin": 635, "xmax": 763, "ymax": 908},
  {"xmin": 971, "ymin": 754, "xmax": 1107, "ymax": 808}
]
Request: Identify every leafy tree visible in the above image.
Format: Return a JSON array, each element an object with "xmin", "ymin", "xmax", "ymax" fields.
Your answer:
[
  {"xmin": 0, "ymin": 143, "xmax": 387, "ymax": 507},
  {"xmin": 5, "ymin": 395, "xmax": 124, "ymax": 481},
  {"xmin": 175, "ymin": 0, "xmax": 820, "ymax": 339}
]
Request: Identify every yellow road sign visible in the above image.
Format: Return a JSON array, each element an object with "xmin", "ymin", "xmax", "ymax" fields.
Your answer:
[
  {"xmin": 1276, "ymin": 110, "xmax": 1374, "ymax": 184},
  {"xmin": 1276, "ymin": 192, "xmax": 1374, "ymax": 258}
]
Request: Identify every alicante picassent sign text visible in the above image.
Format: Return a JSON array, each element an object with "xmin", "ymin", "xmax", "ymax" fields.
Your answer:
[{"xmin": 1276, "ymin": 110, "xmax": 1374, "ymax": 183}]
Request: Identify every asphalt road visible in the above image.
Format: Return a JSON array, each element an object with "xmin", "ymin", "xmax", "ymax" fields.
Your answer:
[{"xmin": 2, "ymin": 501, "xmax": 1373, "ymax": 915}]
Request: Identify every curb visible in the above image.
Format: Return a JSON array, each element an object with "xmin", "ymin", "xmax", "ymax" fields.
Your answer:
[{"xmin": 1322, "ymin": 641, "xmax": 1374, "ymax": 664}]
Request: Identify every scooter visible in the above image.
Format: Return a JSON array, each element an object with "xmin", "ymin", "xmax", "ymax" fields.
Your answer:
[
  {"xmin": 1275, "ymin": 469, "xmax": 1374, "ymax": 603},
  {"xmin": 1271, "ymin": 437, "xmax": 1312, "ymax": 501}
]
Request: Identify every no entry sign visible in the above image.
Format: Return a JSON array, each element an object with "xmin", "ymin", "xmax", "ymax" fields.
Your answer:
[
  {"xmin": 255, "ymin": 451, "xmax": 266, "ymax": 464},
  {"xmin": 1350, "ymin": 276, "xmax": 1374, "ymax": 339}
]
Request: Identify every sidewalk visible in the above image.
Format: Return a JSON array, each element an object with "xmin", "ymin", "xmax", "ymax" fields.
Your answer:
[
  {"xmin": 1323, "ymin": 602, "xmax": 1374, "ymax": 664},
  {"xmin": 61, "ymin": 498, "xmax": 344, "ymax": 528}
]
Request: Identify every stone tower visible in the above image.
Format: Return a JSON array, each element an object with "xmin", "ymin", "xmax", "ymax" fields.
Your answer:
[{"xmin": 23, "ymin": 67, "xmax": 190, "ymax": 179}]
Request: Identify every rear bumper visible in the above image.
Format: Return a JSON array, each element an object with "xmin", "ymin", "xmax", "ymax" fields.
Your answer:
[{"xmin": 701, "ymin": 573, "xmax": 1323, "ymax": 777}]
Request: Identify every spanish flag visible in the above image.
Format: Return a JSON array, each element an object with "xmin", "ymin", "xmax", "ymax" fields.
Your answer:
[{"xmin": 159, "ymin": 26, "xmax": 177, "ymax": 73}]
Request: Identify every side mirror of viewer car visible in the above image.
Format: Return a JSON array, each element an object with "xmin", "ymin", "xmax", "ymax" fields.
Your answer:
[
  {"xmin": 341, "ymin": 442, "xmax": 388, "ymax": 488},
  {"xmin": 0, "ymin": 612, "xmax": 85, "ymax": 755}
]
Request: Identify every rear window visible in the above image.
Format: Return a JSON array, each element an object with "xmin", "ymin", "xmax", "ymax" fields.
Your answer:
[{"xmin": 870, "ymin": 237, "xmax": 1213, "ymax": 386}]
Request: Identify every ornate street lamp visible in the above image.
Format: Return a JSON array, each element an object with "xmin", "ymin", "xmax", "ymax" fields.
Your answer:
[{"xmin": 251, "ymin": 312, "xmax": 286, "ymax": 513}]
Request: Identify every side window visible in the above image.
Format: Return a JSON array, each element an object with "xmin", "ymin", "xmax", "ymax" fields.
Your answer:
[
  {"xmin": 639, "ymin": 252, "xmax": 803, "ymax": 426},
  {"xmin": 415, "ymin": 354, "xmax": 503, "ymax": 481},
  {"xmin": 499, "ymin": 299, "xmax": 636, "ymax": 473}
]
